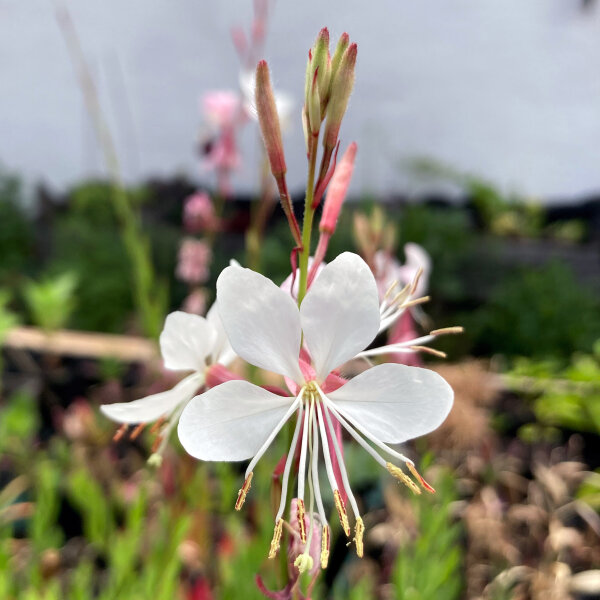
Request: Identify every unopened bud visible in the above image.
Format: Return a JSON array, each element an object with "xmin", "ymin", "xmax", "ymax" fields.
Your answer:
[
  {"xmin": 320, "ymin": 142, "xmax": 357, "ymax": 234},
  {"xmin": 307, "ymin": 72, "xmax": 321, "ymax": 134},
  {"xmin": 323, "ymin": 43, "xmax": 357, "ymax": 151},
  {"xmin": 330, "ymin": 33, "xmax": 349, "ymax": 90},
  {"xmin": 311, "ymin": 27, "xmax": 331, "ymax": 107},
  {"xmin": 255, "ymin": 60, "xmax": 286, "ymax": 177}
]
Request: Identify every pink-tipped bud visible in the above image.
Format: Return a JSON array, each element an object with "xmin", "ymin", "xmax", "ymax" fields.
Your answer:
[
  {"xmin": 255, "ymin": 60, "xmax": 286, "ymax": 178},
  {"xmin": 330, "ymin": 33, "xmax": 349, "ymax": 89},
  {"xmin": 311, "ymin": 27, "xmax": 331, "ymax": 103},
  {"xmin": 323, "ymin": 43, "xmax": 357, "ymax": 152},
  {"xmin": 320, "ymin": 142, "xmax": 357, "ymax": 234}
]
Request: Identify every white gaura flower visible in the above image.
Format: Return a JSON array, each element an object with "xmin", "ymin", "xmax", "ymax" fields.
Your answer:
[
  {"xmin": 101, "ymin": 306, "xmax": 235, "ymax": 464},
  {"xmin": 178, "ymin": 252, "xmax": 453, "ymax": 567}
]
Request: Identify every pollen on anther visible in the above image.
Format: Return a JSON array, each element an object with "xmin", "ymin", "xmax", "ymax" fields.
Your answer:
[
  {"xmin": 410, "ymin": 345, "xmax": 447, "ymax": 359},
  {"xmin": 321, "ymin": 525, "xmax": 330, "ymax": 569},
  {"xmin": 406, "ymin": 462, "xmax": 436, "ymax": 494},
  {"xmin": 235, "ymin": 472, "xmax": 253, "ymax": 511},
  {"xmin": 386, "ymin": 462, "xmax": 421, "ymax": 495},
  {"xmin": 268, "ymin": 518, "xmax": 283, "ymax": 559},
  {"xmin": 334, "ymin": 490, "xmax": 351, "ymax": 537},
  {"xmin": 129, "ymin": 422, "xmax": 146, "ymax": 440},
  {"xmin": 296, "ymin": 498, "xmax": 307, "ymax": 543},
  {"xmin": 113, "ymin": 424, "xmax": 128, "ymax": 442},
  {"xmin": 354, "ymin": 516, "xmax": 365, "ymax": 558}
]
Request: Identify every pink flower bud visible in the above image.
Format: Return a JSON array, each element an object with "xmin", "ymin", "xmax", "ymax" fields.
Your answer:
[
  {"xmin": 320, "ymin": 142, "xmax": 357, "ymax": 234},
  {"xmin": 182, "ymin": 288, "xmax": 207, "ymax": 315},
  {"xmin": 176, "ymin": 239, "xmax": 212, "ymax": 285},
  {"xmin": 255, "ymin": 60, "xmax": 286, "ymax": 178},
  {"xmin": 323, "ymin": 43, "xmax": 357, "ymax": 152},
  {"xmin": 288, "ymin": 499, "xmax": 321, "ymax": 577},
  {"xmin": 184, "ymin": 192, "xmax": 218, "ymax": 233}
]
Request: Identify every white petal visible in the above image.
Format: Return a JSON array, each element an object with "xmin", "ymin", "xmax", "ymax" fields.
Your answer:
[
  {"xmin": 217, "ymin": 265, "xmax": 303, "ymax": 381},
  {"xmin": 300, "ymin": 252, "xmax": 380, "ymax": 381},
  {"xmin": 400, "ymin": 243, "xmax": 431, "ymax": 296},
  {"xmin": 206, "ymin": 302, "xmax": 235, "ymax": 365},
  {"xmin": 100, "ymin": 373, "xmax": 203, "ymax": 424},
  {"xmin": 178, "ymin": 380, "xmax": 294, "ymax": 461},
  {"xmin": 159, "ymin": 311, "xmax": 216, "ymax": 372},
  {"xmin": 326, "ymin": 363, "xmax": 453, "ymax": 444}
]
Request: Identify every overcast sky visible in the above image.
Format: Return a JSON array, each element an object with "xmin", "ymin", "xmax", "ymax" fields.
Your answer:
[{"xmin": 1, "ymin": 0, "xmax": 599, "ymax": 203}]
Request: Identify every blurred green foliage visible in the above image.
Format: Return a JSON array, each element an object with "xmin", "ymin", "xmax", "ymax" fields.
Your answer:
[
  {"xmin": 508, "ymin": 341, "xmax": 600, "ymax": 437},
  {"xmin": 392, "ymin": 468, "xmax": 463, "ymax": 600},
  {"xmin": 23, "ymin": 272, "xmax": 78, "ymax": 332},
  {"xmin": 0, "ymin": 171, "xmax": 34, "ymax": 284},
  {"xmin": 464, "ymin": 263, "xmax": 600, "ymax": 360}
]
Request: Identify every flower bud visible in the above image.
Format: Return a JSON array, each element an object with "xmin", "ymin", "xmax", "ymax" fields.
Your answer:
[
  {"xmin": 329, "ymin": 32, "xmax": 349, "ymax": 91},
  {"xmin": 255, "ymin": 60, "xmax": 286, "ymax": 178},
  {"xmin": 323, "ymin": 43, "xmax": 357, "ymax": 152},
  {"xmin": 311, "ymin": 27, "xmax": 331, "ymax": 107},
  {"xmin": 320, "ymin": 142, "xmax": 357, "ymax": 234},
  {"xmin": 307, "ymin": 71, "xmax": 321, "ymax": 134}
]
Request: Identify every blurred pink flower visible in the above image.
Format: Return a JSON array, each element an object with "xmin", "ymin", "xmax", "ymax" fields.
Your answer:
[
  {"xmin": 177, "ymin": 239, "xmax": 212, "ymax": 285},
  {"xmin": 182, "ymin": 288, "xmax": 208, "ymax": 315},
  {"xmin": 202, "ymin": 91, "xmax": 241, "ymax": 128},
  {"xmin": 184, "ymin": 192, "xmax": 219, "ymax": 233}
]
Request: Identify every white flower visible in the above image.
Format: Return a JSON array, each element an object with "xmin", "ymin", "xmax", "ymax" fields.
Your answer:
[
  {"xmin": 365, "ymin": 245, "xmax": 463, "ymax": 361},
  {"xmin": 101, "ymin": 306, "xmax": 235, "ymax": 463},
  {"xmin": 177, "ymin": 252, "xmax": 453, "ymax": 565}
]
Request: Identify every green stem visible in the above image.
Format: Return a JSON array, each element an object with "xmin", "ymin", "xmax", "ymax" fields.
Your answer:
[{"xmin": 297, "ymin": 136, "xmax": 319, "ymax": 306}]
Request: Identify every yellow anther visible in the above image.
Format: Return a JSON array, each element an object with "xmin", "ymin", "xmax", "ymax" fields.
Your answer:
[
  {"xmin": 406, "ymin": 462, "xmax": 436, "ymax": 494},
  {"xmin": 430, "ymin": 326, "xmax": 464, "ymax": 336},
  {"xmin": 386, "ymin": 462, "xmax": 421, "ymax": 495},
  {"xmin": 409, "ymin": 345, "xmax": 447, "ymax": 359},
  {"xmin": 321, "ymin": 525, "xmax": 330, "ymax": 569},
  {"xmin": 296, "ymin": 498, "xmax": 307, "ymax": 543},
  {"xmin": 334, "ymin": 490, "xmax": 351, "ymax": 536},
  {"xmin": 268, "ymin": 518, "xmax": 283, "ymax": 559},
  {"xmin": 235, "ymin": 472, "xmax": 253, "ymax": 511},
  {"xmin": 354, "ymin": 516, "xmax": 365, "ymax": 558}
]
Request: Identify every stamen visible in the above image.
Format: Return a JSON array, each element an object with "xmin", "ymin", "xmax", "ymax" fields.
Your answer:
[
  {"xmin": 151, "ymin": 435, "xmax": 163, "ymax": 453},
  {"xmin": 296, "ymin": 394, "xmax": 312, "ymax": 504},
  {"xmin": 113, "ymin": 424, "xmax": 128, "ymax": 442},
  {"xmin": 334, "ymin": 489, "xmax": 350, "ymax": 536},
  {"xmin": 235, "ymin": 472, "xmax": 253, "ymax": 511},
  {"xmin": 268, "ymin": 518, "xmax": 283, "ymax": 559},
  {"xmin": 324, "ymin": 400, "xmax": 411, "ymax": 465},
  {"xmin": 406, "ymin": 462, "xmax": 436, "ymax": 493},
  {"xmin": 354, "ymin": 516, "xmax": 365, "ymax": 558},
  {"xmin": 409, "ymin": 345, "xmax": 447, "ymax": 358},
  {"xmin": 317, "ymin": 392, "xmax": 361, "ymax": 520},
  {"xmin": 296, "ymin": 498, "xmax": 307, "ymax": 543},
  {"xmin": 383, "ymin": 279, "xmax": 399, "ymax": 301},
  {"xmin": 245, "ymin": 394, "xmax": 302, "ymax": 478},
  {"xmin": 129, "ymin": 422, "xmax": 146, "ymax": 440},
  {"xmin": 275, "ymin": 402, "xmax": 304, "ymax": 522},
  {"xmin": 321, "ymin": 525, "xmax": 330, "ymax": 568},
  {"xmin": 390, "ymin": 283, "xmax": 412, "ymax": 307},
  {"xmin": 149, "ymin": 417, "xmax": 165, "ymax": 434},
  {"xmin": 410, "ymin": 267, "xmax": 424, "ymax": 295},
  {"xmin": 310, "ymin": 410, "xmax": 328, "ymax": 528},
  {"xmin": 401, "ymin": 295, "xmax": 430, "ymax": 309},
  {"xmin": 386, "ymin": 462, "xmax": 421, "ymax": 495},
  {"xmin": 430, "ymin": 326, "xmax": 464, "ymax": 335}
]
